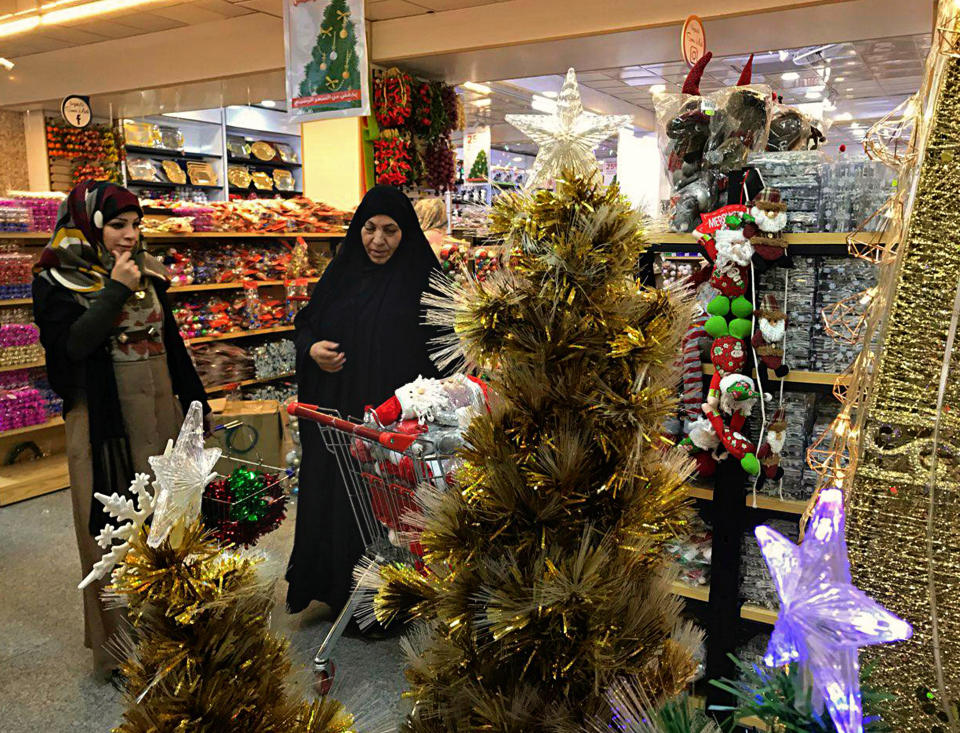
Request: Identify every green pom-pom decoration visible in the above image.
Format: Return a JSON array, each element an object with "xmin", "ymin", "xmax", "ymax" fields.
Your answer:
[
  {"xmin": 741, "ymin": 453, "xmax": 761, "ymax": 475},
  {"xmin": 731, "ymin": 295, "xmax": 753, "ymax": 319},
  {"xmin": 707, "ymin": 295, "xmax": 731, "ymax": 317},
  {"xmin": 729, "ymin": 318, "xmax": 753, "ymax": 339},
  {"xmin": 725, "ymin": 214, "xmax": 743, "ymax": 228},
  {"xmin": 743, "ymin": 213, "xmax": 755, "ymax": 223},
  {"xmin": 704, "ymin": 315, "xmax": 730, "ymax": 338}
]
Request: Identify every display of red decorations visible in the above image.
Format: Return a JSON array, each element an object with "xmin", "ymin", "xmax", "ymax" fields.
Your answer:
[
  {"xmin": 202, "ymin": 468, "xmax": 288, "ymax": 547},
  {"xmin": 374, "ymin": 137, "xmax": 413, "ymax": 186},
  {"xmin": 474, "ymin": 247, "xmax": 501, "ymax": 281},
  {"xmin": 374, "ymin": 70, "xmax": 413, "ymax": 129}
]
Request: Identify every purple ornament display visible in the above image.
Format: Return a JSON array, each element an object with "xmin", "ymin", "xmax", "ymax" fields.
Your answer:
[{"xmin": 755, "ymin": 487, "xmax": 913, "ymax": 733}]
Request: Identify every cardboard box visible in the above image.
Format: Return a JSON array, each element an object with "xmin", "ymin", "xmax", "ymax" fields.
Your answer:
[{"xmin": 206, "ymin": 398, "xmax": 291, "ymax": 476}]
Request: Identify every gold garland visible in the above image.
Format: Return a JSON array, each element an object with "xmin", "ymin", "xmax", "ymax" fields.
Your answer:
[{"xmin": 804, "ymin": 2, "xmax": 960, "ymax": 727}]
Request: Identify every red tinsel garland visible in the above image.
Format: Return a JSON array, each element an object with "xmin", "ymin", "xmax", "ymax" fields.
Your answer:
[
  {"xmin": 374, "ymin": 137, "xmax": 413, "ymax": 186},
  {"xmin": 374, "ymin": 71, "xmax": 413, "ymax": 129}
]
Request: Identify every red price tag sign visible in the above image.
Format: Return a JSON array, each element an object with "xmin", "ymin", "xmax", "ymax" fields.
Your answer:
[{"xmin": 681, "ymin": 15, "xmax": 706, "ymax": 68}]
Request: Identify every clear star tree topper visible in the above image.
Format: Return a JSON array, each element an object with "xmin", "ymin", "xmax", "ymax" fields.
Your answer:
[
  {"xmin": 506, "ymin": 67, "xmax": 632, "ymax": 189},
  {"xmin": 756, "ymin": 487, "xmax": 913, "ymax": 733}
]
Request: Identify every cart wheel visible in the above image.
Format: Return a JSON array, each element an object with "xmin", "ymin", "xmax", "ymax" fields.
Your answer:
[{"xmin": 313, "ymin": 659, "xmax": 336, "ymax": 696}]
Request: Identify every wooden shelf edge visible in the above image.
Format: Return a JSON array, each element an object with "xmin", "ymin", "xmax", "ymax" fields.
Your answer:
[
  {"xmin": 649, "ymin": 231, "xmax": 883, "ymax": 246},
  {"xmin": 169, "ymin": 277, "xmax": 319, "ymax": 294},
  {"xmin": 0, "ymin": 453, "xmax": 69, "ymax": 506},
  {"xmin": 184, "ymin": 325, "xmax": 294, "ymax": 345},
  {"xmin": 740, "ymin": 604, "xmax": 778, "ymax": 625},
  {"xmin": 0, "ymin": 298, "xmax": 32, "ymax": 306},
  {"xmin": 670, "ymin": 580, "xmax": 710, "ymax": 603},
  {"xmin": 686, "ymin": 484, "xmax": 807, "ymax": 515},
  {"xmin": 205, "ymin": 372, "xmax": 295, "ymax": 394},
  {"xmin": 0, "ymin": 416, "xmax": 64, "ymax": 438},
  {"xmin": 0, "ymin": 231, "xmax": 343, "ymax": 241},
  {"xmin": 701, "ymin": 363, "xmax": 845, "ymax": 386},
  {"xmin": 0, "ymin": 360, "xmax": 45, "ymax": 374}
]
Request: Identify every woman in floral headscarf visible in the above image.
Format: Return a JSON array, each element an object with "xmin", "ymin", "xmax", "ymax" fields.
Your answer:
[{"xmin": 32, "ymin": 181, "xmax": 208, "ymax": 680}]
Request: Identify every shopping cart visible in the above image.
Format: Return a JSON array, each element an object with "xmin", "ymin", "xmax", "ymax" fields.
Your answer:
[{"xmin": 287, "ymin": 401, "xmax": 460, "ymax": 694}]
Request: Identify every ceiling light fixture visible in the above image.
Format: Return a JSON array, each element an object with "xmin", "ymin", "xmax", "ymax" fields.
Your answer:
[
  {"xmin": 542, "ymin": 91, "xmax": 558, "ymax": 98},
  {"xmin": 0, "ymin": 0, "xmax": 169, "ymax": 39},
  {"xmin": 471, "ymin": 98, "xmax": 491, "ymax": 108},
  {"xmin": 462, "ymin": 81, "xmax": 491, "ymax": 95},
  {"xmin": 531, "ymin": 95, "xmax": 557, "ymax": 114},
  {"xmin": 805, "ymin": 89, "xmax": 823, "ymax": 99},
  {"xmin": 834, "ymin": 112, "xmax": 853, "ymax": 121},
  {"xmin": 260, "ymin": 100, "xmax": 277, "ymax": 108},
  {"xmin": 649, "ymin": 84, "xmax": 666, "ymax": 94},
  {"xmin": 835, "ymin": 76, "xmax": 845, "ymax": 82},
  {"xmin": 778, "ymin": 50, "xmax": 790, "ymax": 62},
  {"xmin": 782, "ymin": 72, "xmax": 800, "ymax": 81},
  {"xmin": 0, "ymin": 57, "xmax": 13, "ymax": 71}
]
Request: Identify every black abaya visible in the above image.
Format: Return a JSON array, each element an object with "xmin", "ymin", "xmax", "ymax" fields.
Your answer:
[{"xmin": 287, "ymin": 186, "xmax": 443, "ymax": 613}]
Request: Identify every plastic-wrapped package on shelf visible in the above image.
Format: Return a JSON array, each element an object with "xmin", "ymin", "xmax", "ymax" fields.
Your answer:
[
  {"xmin": 740, "ymin": 517, "xmax": 799, "ymax": 610},
  {"xmin": 189, "ymin": 343, "xmax": 255, "ymax": 387},
  {"xmin": 747, "ymin": 392, "xmax": 817, "ymax": 501},
  {"xmin": 4, "ymin": 192, "xmax": 63, "ymax": 232},
  {"xmin": 0, "ymin": 386, "xmax": 48, "ymax": 431},
  {"xmin": 757, "ymin": 256, "xmax": 817, "ymax": 370},
  {"xmin": 810, "ymin": 257, "xmax": 879, "ymax": 373},
  {"xmin": 747, "ymin": 151, "xmax": 823, "ymax": 230},
  {"xmin": 667, "ymin": 513, "xmax": 713, "ymax": 588},
  {"xmin": 251, "ymin": 339, "xmax": 296, "ymax": 380},
  {"xmin": 0, "ymin": 202, "xmax": 32, "ymax": 232},
  {"xmin": 819, "ymin": 159, "xmax": 896, "ymax": 232},
  {"xmin": 800, "ymin": 397, "xmax": 842, "ymax": 498},
  {"xmin": 0, "ymin": 323, "xmax": 43, "ymax": 368},
  {"xmin": 0, "ymin": 252, "xmax": 35, "ymax": 301},
  {"xmin": 0, "ymin": 307, "xmax": 32, "ymax": 325},
  {"xmin": 735, "ymin": 630, "xmax": 772, "ymax": 668},
  {"xmin": 246, "ymin": 382, "xmax": 296, "ymax": 404}
]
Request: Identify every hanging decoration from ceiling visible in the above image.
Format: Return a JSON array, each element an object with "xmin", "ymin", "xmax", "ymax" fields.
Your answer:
[{"xmin": 506, "ymin": 67, "xmax": 632, "ymax": 190}]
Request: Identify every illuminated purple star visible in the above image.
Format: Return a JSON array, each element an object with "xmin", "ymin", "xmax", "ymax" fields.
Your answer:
[{"xmin": 755, "ymin": 488, "xmax": 912, "ymax": 733}]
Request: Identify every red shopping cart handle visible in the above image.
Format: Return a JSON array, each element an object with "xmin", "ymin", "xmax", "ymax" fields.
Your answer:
[{"xmin": 287, "ymin": 402, "xmax": 417, "ymax": 452}]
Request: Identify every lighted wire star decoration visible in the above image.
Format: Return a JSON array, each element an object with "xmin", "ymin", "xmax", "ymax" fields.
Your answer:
[
  {"xmin": 756, "ymin": 487, "xmax": 912, "ymax": 733},
  {"xmin": 147, "ymin": 400, "xmax": 221, "ymax": 548},
  {"xmin": 506, "ymin": 67, "xmax": 632, "ymax": 190}
]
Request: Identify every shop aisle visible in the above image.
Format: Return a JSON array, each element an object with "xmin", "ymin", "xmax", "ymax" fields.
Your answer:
[{"xmin": 0, "ymin": 490, "xmax": 406, "ymax": 732}]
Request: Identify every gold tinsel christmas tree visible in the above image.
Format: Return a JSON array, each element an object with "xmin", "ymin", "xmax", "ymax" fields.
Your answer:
[
  {"xmin": 366, "ymin": 173, "xmax": 701, "ymax": 731},
  {"xmin": 107, "ymin": 521, "xmax": 358, "ymax": 733}
]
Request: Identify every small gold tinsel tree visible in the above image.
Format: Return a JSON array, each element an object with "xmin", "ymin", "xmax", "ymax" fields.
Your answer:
[
  {"xmin": 368, "ymin": 173, "xmax": 701, "ymax": 731},
  {"xmin": 107, "ymin": 521, "xmax": 357, "ymax": 732}
]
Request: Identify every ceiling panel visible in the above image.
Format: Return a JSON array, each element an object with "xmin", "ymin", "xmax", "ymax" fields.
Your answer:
[
  {"xmin": 100, "ymin": 12, "xmax": 187, "ymax": 33},
  {"xmin": 150, "ymin": 4, "xmax": 237, "ymax": 24},
  {"xmin": 416, "ymin": 0, "xmax": 499, "ymax": 9},
  {"xmin": 194, "ymin": 0, "xmax": 258, "ymax": 17},
  {"xmin": 34, "ymin": 27, "xmax": 111, "ymax": 44},
  {"xmin": 236, "ymin": 0, "xmax": 283, "ymax": 16},
  {"xmin": 366, "ymin": 0, "xmax": 428, "ymax": 20}
]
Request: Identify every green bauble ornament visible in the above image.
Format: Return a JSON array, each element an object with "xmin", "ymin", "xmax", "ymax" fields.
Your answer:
[
  {"xmin": 707, "ymin": 295, "xmax": 731, "ymax": 317},
  {"xmin": 741, "ymin": 453, "xmax": 761, "ymax": 475},
  {"xmin": 725, "ymin": 214, "xmax": 743, "ymax": 228},
  {"xmin": 729, "ymin": 318, "xmax": 753, "ymax": 340},
  {"xmin": 731, "ymin": 295, "xmax": 753, "ymax": 319},
  {"xmin": 704, "ymin": 315, "xmax": 730, "ymax": 338}
]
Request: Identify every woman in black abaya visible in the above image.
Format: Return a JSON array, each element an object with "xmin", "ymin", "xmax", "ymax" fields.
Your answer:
[{"xmin": 287, "ymin": 185, "xmax": 443, "ymax": 615}]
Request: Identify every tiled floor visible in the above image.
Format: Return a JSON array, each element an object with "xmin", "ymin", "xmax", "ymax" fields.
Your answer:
[{"xmin": 0, "ymin": 489, "xmax": 407, "ymax": 732}]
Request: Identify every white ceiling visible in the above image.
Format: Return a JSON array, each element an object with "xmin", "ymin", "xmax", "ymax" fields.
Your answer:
[{"xmin": 459, "ymin": 33, "xmax": 929, "ymax": 156}]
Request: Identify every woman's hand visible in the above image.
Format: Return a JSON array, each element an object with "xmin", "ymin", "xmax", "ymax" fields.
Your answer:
[
  {"xmin": 310, "ymin": 341, "xmax": 345, "ymax": 373},
  {"xmin": 111, "ymin": 251, "xmax": 141, "ymax": 290}
]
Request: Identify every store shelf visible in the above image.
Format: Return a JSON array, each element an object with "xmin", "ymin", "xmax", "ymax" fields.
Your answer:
[
  {"xmin": 228, "ymin": 155, "xmax": 302, "ymax": 169},
  {"xmin": 669, "ymin": 581, "xmax": 778, "ymax": 626},
  {"xmin": 184, "ymin": 325, "xmax": 294, "ymax": 345},
  {"xmin": 168, "ymin": 277, "xmax": 319, "ymax": 294},
  {"xmin": 0, "ymin": 453, "xmax": 69, "ymax": 506},
  {"xmin": 125, "ymin": 144, "xmax": 217, "ymax": 160},
  {"xmin": 0, "ymin": 416, "xmax": 64, "ymax": 438},
  {"xmin": 229, "ymin": 186, "xmax": 303, "ymax": 198},
  {"xmin": 127, "ymin": 180, "xmax": 222, "ymax": 191},
  {"xmin": 701, "ymin": 364, "xmax": 845, "ymax": 386},
  {"xmin": 670, "ymin": 580, "xmax": 710, "ymax": 602},
  {"xmin": 0, "ymin": 232, "xmax": 49, "ymax": 240},
  {"xmin": 145, "ymin": 231, "xmax": 342, "ymax": 240},
  {"xmin": 0, "ymin": 298, "xmax": 32, "ymax": 306},
  {"xmin": 686, "ymin": 484, "xmax": 808, "ymax": 515},
  {"xmin": 0, "ymin": 360, "xmax": 45, "ymax": 373},
  {"xmin": 650, "ymin": 232, "xmax": 873, "ymax": 246},
  {"xmin": 740, "ymin": 604, "xmax": 778, "ymax": 625},
  {"xmin": 205, "ymin": 372, "xmax": 295, "ymax": 395}
]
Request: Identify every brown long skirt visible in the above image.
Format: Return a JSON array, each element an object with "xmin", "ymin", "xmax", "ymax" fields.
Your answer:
[{"xmin": 65, "ymin": 355, "xmax": 183, "ymax": 678}]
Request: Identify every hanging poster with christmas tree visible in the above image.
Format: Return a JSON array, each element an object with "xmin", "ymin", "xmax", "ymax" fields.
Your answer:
[
  {"xmin": 283, "ymin": 0, "xmax": 370, "ymax": 120},
  {"xmin": 463, "ymin": 125, "xmax": 490, "ymax": 182}
]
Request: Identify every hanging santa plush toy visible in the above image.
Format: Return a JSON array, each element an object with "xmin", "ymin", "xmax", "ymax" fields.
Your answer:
[
  {"xmin": 706, "ymin": 335, "xmax": 747, "ymax": 407},
  {"xmin": 756, "ymin": 407, "xmax": 787, "ymax": 490},
  {"xmin": 678, "ymin": 416, "xmax": 724, "ymax": 478},
  {"xmin": 751, "ymin": 293, "xmax": 790, "ymax": 380},
  {"xmin": 703, "ymin": 226, "xmax": 754, "ymax": 339},
  {"xmin": 718, "ymin": 373, "xmax": 761, "ymax": 432},
  {"xmin": 702, "ymin": 402, "xmax": 761, "ymax": 475},
  {"xmin": 743, "ymin": 187, "xmax": 791, "ymax": 270}
]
